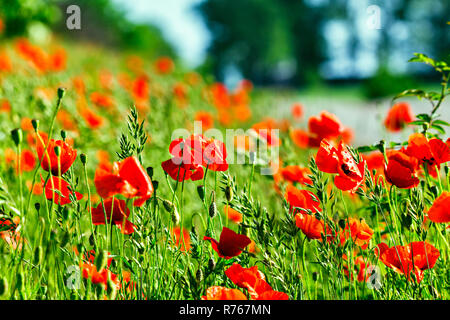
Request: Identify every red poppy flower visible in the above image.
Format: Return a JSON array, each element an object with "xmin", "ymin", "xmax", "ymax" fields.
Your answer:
[
  {"xmin": 91, "ymin": 198, "xmax": 135, "ymax": 234},
  {"xmin": 194, "ymin": 111, "xmax": 214, "ymax": 131},
  {"xmin": 90, "ymin": 92, "xmax": 114, "ymax": 108},
  {"xmin": 225, "ymin": 263, "xmax": 270, "ymax": 296},
  {"xmin": 384, "ymin": 102, "xmax": 414, "ymax": 132},
  {"xmin": 80, "ymin": 107, "xmax": 104, "ymax": 129},
  {"xmin": 94, "ymin": 156, "xmax": 154, "ymax": 207},
  {"xmin": 376, "ymin": 241, "xmax": 440, "ymax": 283},
  {"xmin": 252, "ymin": 119, "xmax": 281, "ymax": 147},
  {"xmin": 0, "ymin": 51, "xmax": 12, "ymax": 73},
  {"xmin": 291, "ymin": 103, "xmax": 304, "ymax": 120},
  {"xmin": 405, "ymin": 133, "xmax": 450, "ymax": 177},
  {"xmin": 362, "ymin": 151, "xmax": 385, "ymax": 181},
  {"xmin": 202, "ymin": 286, "xmax": 247, "ymax": 300},
  {"xmin": 285, "ymin": 184, "xmax": 321, "ymax": 214},
  {"xmin": 161, "ymin": 158, "xmax": 204, "ymax": 182},
  {"xmin": 295, "ymin": 213, "xmax": 332, "ymax": 241},
  {"xmin": 225, "ymin": 263, "xmax": 289, "ymax": 300},
  {"xmin": 132, "ymin": 75, "xmax": 149, "ymax": 101},
  {"xmin": 224, "ymin": 206, "xmax": 243, "ymax": 224},
  {"xmin": 279, "ymin": 165, "xmax": 313, "ymax": 185},
  {"xmin": 204, "ymin": 227, "xmax": 251, "ymax": 259},
  {"xmin": 308, "ymin": 111, "xmax": 344, "ymax": 140},
  {"xmin": 256, "ymin": 290, "xmax": 289, "ymax": 300},
  {"xmin": 171, "ymin": 227, "xmax": 191, "ymax": 252},
  {"xmin": 42, "ymin": 175, "xmax": 83, "ymax": 205},
  {"xmin": 385, "ymin": 149, "xmax": 419, "ymax": 189},
  {"xmin": 36, "ymin": 137, "xmax": 77, "ymax": 176},
  {"xmin": 427, "ymin": 191, "xmax": 450, "ymax": 223},
  {"xmin": 339, "ymin": 218, "xmax": 374, "ymax": 250},
  {"xmin": 315, "ymin": 140, "xmax": 366, "ymax": 192},
  {"xmin": 167, "ymin": 134, "xmax": 228, "ymax": 172},
  {"xmin": 289, "ymin": 129, "xmax": 316, "ymax": 149},
  {"xmin": 154, "ymin": 56, "xmax": 174, "ymax": 74}
]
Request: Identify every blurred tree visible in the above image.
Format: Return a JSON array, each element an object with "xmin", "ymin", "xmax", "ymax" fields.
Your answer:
[
  {"xmin": 0, "ymin": 0, "xmax": 60, "ymax": 36},
  {"xmin": 56, "ymin": 0, "xmax": 176, "ymax": 58}
]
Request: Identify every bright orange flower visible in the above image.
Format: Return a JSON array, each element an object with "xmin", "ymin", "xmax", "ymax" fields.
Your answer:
[
  {"xmin": 91, "ymin": 198, "xmax": 135, "ymax": 234},
  {"xmin": 132, "ymin": 75, "xmax": 149, "ymax": 101},
  {"xmin": 48, "ymin": 47, "xmax": 67, "ymax": 72},
  {"xmin": 279, "ymin": 165, "xmax": 312, "ymax": 186},
  {"xmin": 384, "ymin": 102, "xmax": 414, "ymax": 132},
  {"xmin": 90, "ymin": 92, "xmax": 114, "ymax": 108},
  {"xmin": 171, "ymin": 227, "xmax": 191, "ymax": 252},
  {"xmin": 154, "ymin": 56, "xmax": 174, "ymax": 74},
  {"xmin": 224, "ymin": 206, "xmax": 243, "ymax": 224},
  {"xmin": 42, "ymin": 175, "xmax": 83, "ymax": 205},
  {"xmin": 295, "ymin": 213, "xmax": 330, "ymax": 241},
  {"xmin": 21, "ymin": 117, "xmax": 34, "ymax": 131},
  {"xmin": 252, "ymin": 119, "xmax": 281, "ymax": 147},
  {"xmin": 26, "ymin": 180, "xmax": 43, "ymax": 195},
  {"xmin": 36, "ymin": 137, "xmax": 77, "ymax": 175},
  {"xmin": 204, "ymin": 227, "xmax": 251, "ymax": 259},
  {"xmin": 291, "ymin": 103, "xmax": 304, "ymax": 120},
  {"xmin": 0, "ymin": 99, "xmax": 11, "ymax": 112},
  {"xmin": 339, "ymin": 218, "xmax": 374, "ymax": 250},
  {"xmin": 19, "ymin": 149, "xmax": 36, "ymax": 172},
  {"xmin": 285, "ymin": 184, "xmax": 321, "ymax": 214},
  {"xmin": 94, "ymin": 156, "xmax": 154, "ymax": 207},
  {"xmin": 57, "ymin": 110, "xmax": 77, "ymax": 131},
  {"xmin": 427, "ymin": 191, "xmax": 450, "ymax": 223},
  {"xmin": 202, "ymin": 286, "xmax": 247, "ymax": 300},
  {"xmin": 225, "ymin": 264, "xmax": 270, "ymax": 298},
  {"xmin": 0, "ymin": 50, "xmax": 12, "ymax": 72},
  {"xmin": 377, "ymin": 241, "xmax": 440, "ymax": 283},
  {"xmin": 80, "ymin": 107, "xmax": 104, "ymax": 129},
  {"xmin": 194, "ymin": 111, "xmax": 214, "ymax": 131}
]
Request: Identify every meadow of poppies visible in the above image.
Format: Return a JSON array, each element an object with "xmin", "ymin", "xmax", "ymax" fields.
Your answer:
[{"xmin": 0, "ymin": 23, "xmax": 449, "ymax": 301}]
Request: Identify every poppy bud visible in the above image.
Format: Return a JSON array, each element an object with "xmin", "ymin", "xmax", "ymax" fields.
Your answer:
[
  {"xmin": 146, "ymin": 167, "xmax": 154, "ymax": 179},
  {"xmin": 0, "ymin": 277, "xmax": 8, "ymax": 297},
  {"xmin": 89, "ymin": 233, "xmax": 96, "ymax": 247},
  {"xmin": 31, "ymin": 119, "xmax": 39, "ymax": 131},
  {"xmin": 57, "ymin": 87, "xmax": 66, "ymax": 100},
  {"xmin": 80, "ymin": 153, "xmax": 87, "ymax": 165},
  {"xmin": 338, "ymin": 219, "xmax": 346, "ymax": 229},
  {"xmin": 196, "ymin": 268, "xmax": 203, "ymax": 283},
  {"xmin": 225, "ymin": 185, "xmax": 233, "ymax": 202},
  {"xmin": 35, "ymin": 202, "xmax": 41, "ymax": 212},
  {"xmin": 208, "ymin": 258, "xmax": 216, "ymax": 271},
  {"xmin": 209, "ymin": 192, "xmax": 217, "ymax": 218},
  {"xmin": 95, "ymin": 250, "xmax": 108, "ymax": 272},
  {"xmin": 54, "ymin": 145, "xmax": 61, "ymax": 157},
  {"xmin": 10, "ymin": 128, "xmax": 23, "ymax": 146},
  {"xmin": 152, "ymin": 180, "xmax": 159, "ymax": 191},
  {"xmin": 61, "ymin": 130, "xmax": 67, "ymax": 141},
  {"xmin": 163, "ymin": 200, "xmax": 180, "ymax": 225},
  {"xmin": 197, "ymin": 185, "xmax": 205, "ymax": 201}
]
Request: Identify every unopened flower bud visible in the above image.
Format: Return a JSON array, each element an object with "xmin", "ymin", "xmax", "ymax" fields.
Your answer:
[
  {"xmin": 80, "ymin": 153, "xmax": 87, "ymax": 165},
  {"xmin": 146, "ymin": 167, "xmax": 154, "ymax": 179},
  {"xmin": 197, "ymin": 185, "xmax": 205, "ymax": 201},
  {"xmin": 31, "ymin": 119, "xmax": 39, "ymax": 131},
  {"xmin": 10, "ymin": 128, "xmax": 23, "ymax": 146},
  {"xmin": 225, "ymin": 185, "xmax": 233, "ymax": 202}
]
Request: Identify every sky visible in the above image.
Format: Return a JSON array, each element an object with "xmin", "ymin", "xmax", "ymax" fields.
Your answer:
[{"xmin": 111, "ymin": 0, "xmax": 210, "ymax": 67}]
